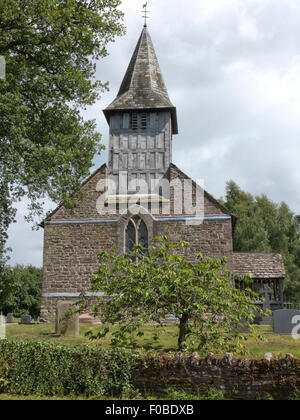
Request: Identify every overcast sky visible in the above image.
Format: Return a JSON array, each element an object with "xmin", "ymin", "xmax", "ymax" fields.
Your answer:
[{"xmin": 6, "ymin": 0, "xmax": 300, "ymax": 267}]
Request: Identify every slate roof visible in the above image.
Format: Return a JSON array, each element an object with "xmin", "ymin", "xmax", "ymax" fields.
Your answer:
[
  {"xmin": 232, "ymin": 252, "xmax": 286, "ymax": 279},
  {"xmin": 104, "ymin": 25, "xmax": 178, "ymax": 134}
]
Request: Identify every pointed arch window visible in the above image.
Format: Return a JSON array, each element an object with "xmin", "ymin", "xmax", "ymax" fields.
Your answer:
[{"xmin": 125, "ymin": 216, "xmax": 148, "ymax": 252}]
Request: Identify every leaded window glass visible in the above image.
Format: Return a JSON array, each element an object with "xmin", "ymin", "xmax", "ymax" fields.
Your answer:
[
  {"xmin": 125, "ymin": 219, "xmax": 136, "ymax": 252},
  {"xmin": 125, "ymin": 216, "xmax": 148, "ymax": 252}
]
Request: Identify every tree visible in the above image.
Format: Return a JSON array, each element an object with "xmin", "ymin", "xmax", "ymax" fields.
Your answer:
[
  {"xmin": 223, "ymin": 181, "xmax": 300, "ymax": 304},
  {"xmin": 0, "ymin": 0, "xmax": 125, "ymax": 253},
  {"xmin": 222, "ymin": 181, "xmax": 270, "ymax": 252},
  {"xmin": 85, "ymin": 237, "xmax": 264, "ymax": 354},
  {"xmin": 0, "ymin": 254, "xmax": 15, "ymax": 314},
  {"xmin": 0, "ymin": 264, "xmax": 43, "ymax": 316}
]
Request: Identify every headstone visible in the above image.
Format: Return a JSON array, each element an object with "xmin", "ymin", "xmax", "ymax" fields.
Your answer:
[
  {"xmin": 259, "ymin": 284, "xmax": 273, "ymax": 325},
  {"xmin": 273, "ymin": 309, "xmax": 300, "ymax": 335},
  {"xmin": 164, "ymin": 314, "xmax": 179, "ymax": 324},
  {"xmin": 20, "ymin": 314, "xmax": 32, "ymax": 324},
  {"xmin": 55, "ymin": 301, "xmax": 79, "ymax": 336},
  {"xmin": 0, "ymin": 314, "xmax": 6, "ymax": 339},
  {"xmin": 79, "ymin": 314, "xmax": 100, "ymax": 324},
  {"xmin": 6, "ymin": 313, "xmax": 14, "ymax": 323},
  {"xmin": 259, "ymin": 284, "xmax": 273, "ymax": 311}
]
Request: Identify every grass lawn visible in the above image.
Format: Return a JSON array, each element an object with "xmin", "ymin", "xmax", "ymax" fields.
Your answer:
[
  {"xmin": 0, "ymin": 394, "xmax": 90, "ymax": 400},
  {"xmin": 4, "ymin": 323, "xmax": 300, "ymax": 358},
  {"xmin": 0, "ymin": 390, "xmax": 228, "ymax": 401}
]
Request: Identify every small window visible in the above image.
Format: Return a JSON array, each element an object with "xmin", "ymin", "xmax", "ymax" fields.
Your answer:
[
  {"xmin": 130, "ymin": 113, "xmax": 138, "ymax": 130},
  {"xmin": 141, "ymin": 113, "xmax": 147, "ymax": 130}
]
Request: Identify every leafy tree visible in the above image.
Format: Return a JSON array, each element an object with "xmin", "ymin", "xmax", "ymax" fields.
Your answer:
[
  {"xmin": 0, "ymin": 0, "xmax": 125, "ymax": 253},
  {"xmin": 223, "ymin": 181, "xmax": 300, "ymax": 304},
  {"xmin": 223, "ymin": 181, "xmax": 270, "ymax": 252},
  {"xmin": 85, "ymin": 237, "xmax": 264, "ymax": 354},
  {"xmin": 0, "ymin": 252, "xmax": 15, "ymax": 313},
  {"xmin": 0, "ymin": 264, "xmax": 43, "ymax": 317}
]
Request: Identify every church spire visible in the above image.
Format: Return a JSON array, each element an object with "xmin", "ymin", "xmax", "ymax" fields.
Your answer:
[{"xmin": 104, "ymin": 26, "xmax": 178, "ymax": 134}]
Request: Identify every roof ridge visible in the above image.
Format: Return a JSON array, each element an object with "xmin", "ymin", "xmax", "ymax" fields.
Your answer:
[
  {"xmin": 145, "ymin": 28, "xmax": 154, "ymax": 92},
  {"xmin": 117, "ymin": 29, "xmax": 143, "ymax": 97}
]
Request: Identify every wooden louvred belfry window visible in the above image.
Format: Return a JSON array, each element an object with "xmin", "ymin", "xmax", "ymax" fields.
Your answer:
[
  {"xmin": 141, "ymin": 113, "xmax": 147, "ymax": 130},
  {"xmin": 130, "ymin": 113, "xmax": 138, "ymax": 130},
  {"xmin": 125, "ymin": 216, "xmax": 148, "ymax": 252},
  {"xmin": 128, "ymin": 112, "xmax": 148, "ymax": 130}
]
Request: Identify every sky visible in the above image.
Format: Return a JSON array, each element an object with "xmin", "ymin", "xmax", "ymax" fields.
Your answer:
[{"xmin": 6, "ymin": 0, "xmax": 300, "ymax": 267}]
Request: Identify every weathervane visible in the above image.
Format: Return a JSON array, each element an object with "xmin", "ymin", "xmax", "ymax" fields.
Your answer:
[{"xmin": 142, "ymin": 2, "xmax": 150, "ymax": 26}]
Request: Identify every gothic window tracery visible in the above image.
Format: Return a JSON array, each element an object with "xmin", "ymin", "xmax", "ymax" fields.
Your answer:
[{"xmin": 125, "ymin": 216, "xmax": 148, "ymax": 252}]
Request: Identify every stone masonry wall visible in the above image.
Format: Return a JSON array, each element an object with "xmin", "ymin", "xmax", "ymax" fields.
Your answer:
[
  {"xmin": 134, "ymin": 352, "xmax": 300, "ymax": 400},
  {"xmin": 41, "ymin": 217, "xmax": 233, "ymax": 322},
  {"xmin": 51, "ymin": 165, "xmax": 115, "ymax": 221},
  {"xmin": 41, "ymin": 162, "xmax": 235, "ymax": 323},
  {"xmin": 153, "ymin": 219, "xmax": 233, "ymax": 260},
  {"xmin": 40, "ymin": 222, "xmax": 118, "ymax": 322}
]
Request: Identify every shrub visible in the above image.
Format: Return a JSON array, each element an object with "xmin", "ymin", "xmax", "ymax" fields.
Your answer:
[{"xmin": 0, "ymin": 339, "xmax": 145, "ymax": 397}]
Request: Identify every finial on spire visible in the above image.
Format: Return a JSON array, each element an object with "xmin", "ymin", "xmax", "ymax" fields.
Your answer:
[{"xmin": 142, "ymin": 2, "xmax": 150, "ymax": 27}]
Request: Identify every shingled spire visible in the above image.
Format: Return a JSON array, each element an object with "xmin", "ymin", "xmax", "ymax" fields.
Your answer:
[{"xmin": 104, "ymin": 26, "xmax": 178, "ymax": 134}]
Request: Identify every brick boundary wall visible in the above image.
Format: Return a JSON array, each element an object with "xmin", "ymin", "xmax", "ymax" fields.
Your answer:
[{"xmin": 134, "ymin": 352, "xmax": 300, "ymax": 400}]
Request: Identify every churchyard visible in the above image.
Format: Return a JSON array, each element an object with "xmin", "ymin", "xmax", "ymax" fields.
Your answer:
[
  {"xmin": 3, "ymin": 322, "xmax": 300, "ymax": 358},
  {"xmin": 0, "ymin": 320, "xmax": 299, "ymax": 401}
]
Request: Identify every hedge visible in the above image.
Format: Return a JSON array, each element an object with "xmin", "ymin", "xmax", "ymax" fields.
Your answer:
[{"xmin": 0, "ymin": 339, "xmax": 146, "ymax": 397}]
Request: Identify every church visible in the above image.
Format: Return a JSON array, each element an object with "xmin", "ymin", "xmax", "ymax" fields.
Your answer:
[{"xmin": 40, "ymin": 24, "xmax": 285, "ymax": 323}]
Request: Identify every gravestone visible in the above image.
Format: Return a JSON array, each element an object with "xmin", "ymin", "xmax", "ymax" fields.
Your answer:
[
  {"xmin": 79, "ymin": 314, "xmax": 100, "ymax": 325},
  {"xmin": 55, "ymin": 301, "xmax": 79, "ymax": 336},
  {"xmin": 20, "ymin": 314, "xmax": 32, "ymax": 324},
  {"xmin": 273, "ymin": 309, "xmax": 300, "ymax": 335},
  {"xmin": 259, "ymin": 284, "xmax": 273, "ymax": 326},
  {"xmin": 0, "ymin": 314, "xmax": 5, "ymax": 339},
  {"xmin": 165, "ymin": 314, "xmax": 179, "ymax": 324},
  {"xmin": 6, "ymin": 313, "xmax": 14, "ymax": 323}
]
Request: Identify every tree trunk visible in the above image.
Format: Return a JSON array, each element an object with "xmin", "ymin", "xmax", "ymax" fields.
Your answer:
[{"xmin": 178, "ymin": 313, "xmax": 189, "ymax": 349}]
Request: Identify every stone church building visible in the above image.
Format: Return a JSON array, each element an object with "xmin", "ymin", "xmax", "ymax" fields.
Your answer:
[{"xmin": 41, "ymin": 25, "xmax": 285, "ymax": 322}]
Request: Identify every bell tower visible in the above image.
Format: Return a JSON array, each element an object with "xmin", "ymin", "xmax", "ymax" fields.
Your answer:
[{"xmin": 103, "ymin": 25, "xmax": 178, "ymax": 196}]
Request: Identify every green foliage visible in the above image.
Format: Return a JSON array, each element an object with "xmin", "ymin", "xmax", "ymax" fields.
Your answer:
[
  {"xmin": 85, "ymin": 237, "xmax": 264, "ymax": 354},
  {"xmin": 0, "ymin": 265, "xmax": 42, "ymax": 316},
  {"xmin": 224, "ymin": 181, "xmax": 271, "ymax": 252},
  {"xmin": 164, "ymin": 387, "xmax": 227, "ymax": 401},
  {"xmin": 223, "ymin": 181, "xmax": 300, "ymax": 304},
  {"xmin": 0, "ymin": 339, "xmax": 145, "ymax": 397},
  {"xmin": 0, "ymin": 251, "xmax": 14, "ymax": 313},
  {"xmin": 0, "ymin": 0, "xmax": 125, "ymax": 254}
]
